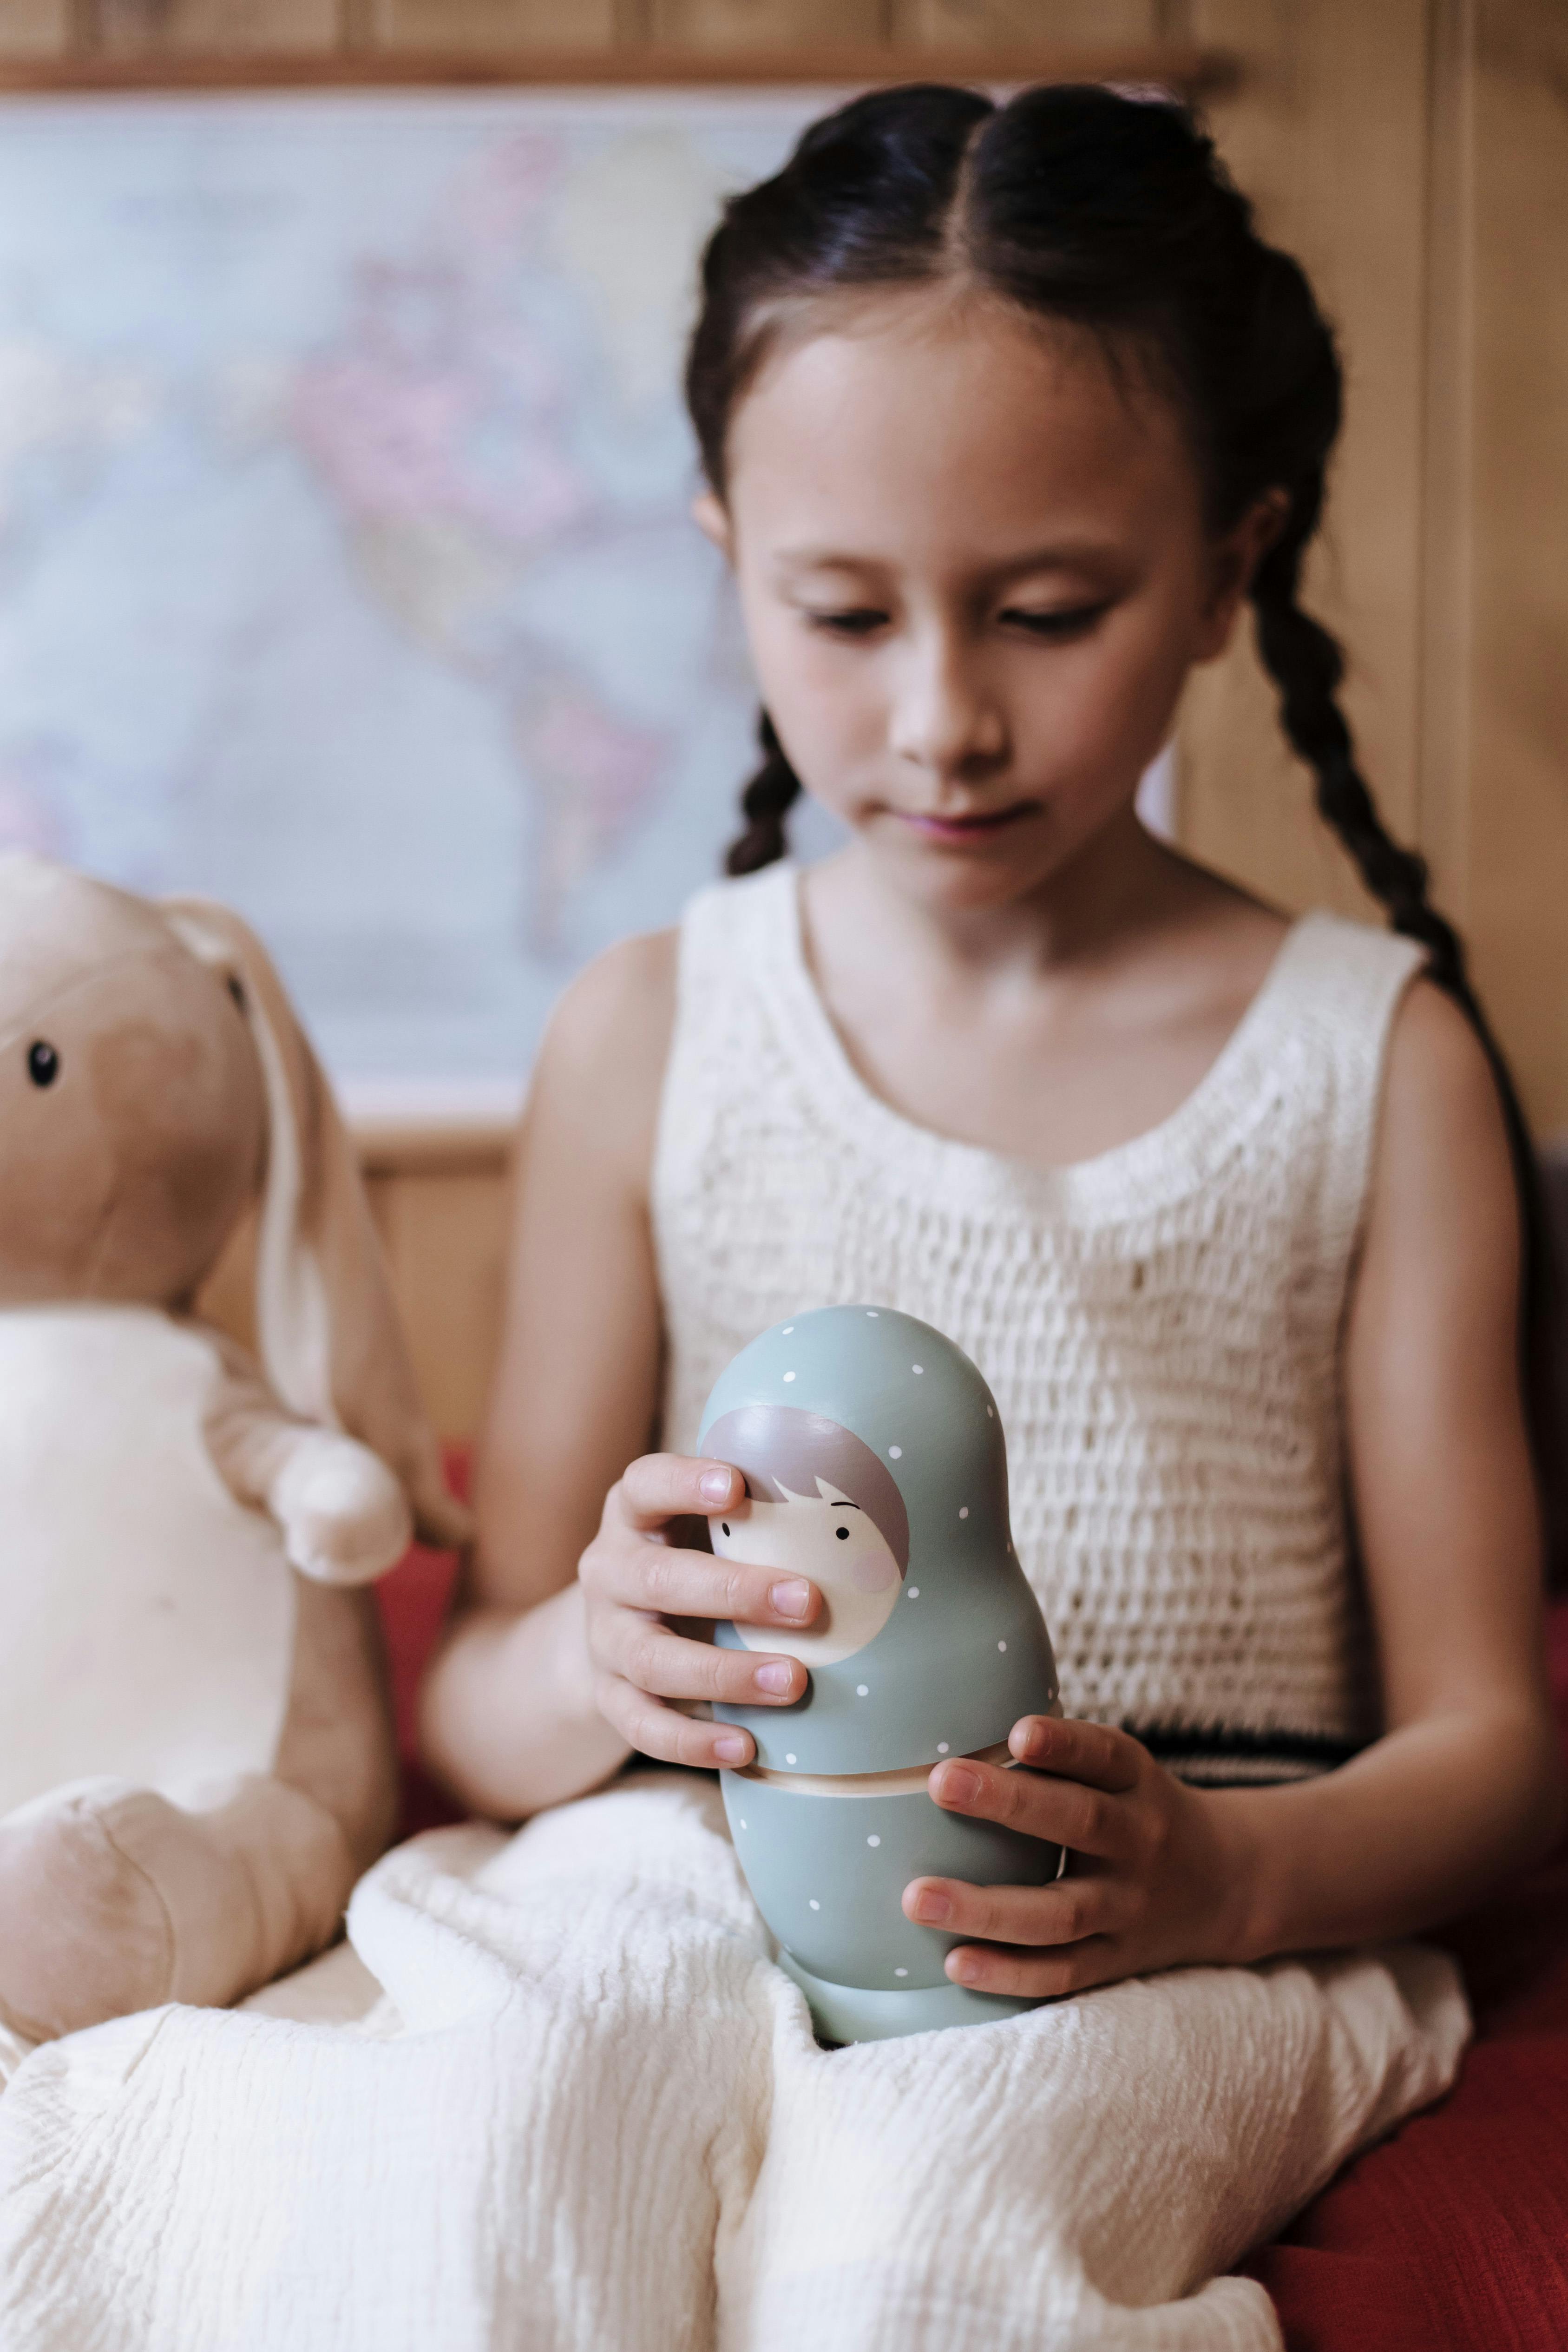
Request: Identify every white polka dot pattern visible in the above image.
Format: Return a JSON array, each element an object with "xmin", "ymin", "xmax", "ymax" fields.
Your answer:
[{"xmin": 653, "ymin": 867, "xmax": 1424, "ymax": 1772}]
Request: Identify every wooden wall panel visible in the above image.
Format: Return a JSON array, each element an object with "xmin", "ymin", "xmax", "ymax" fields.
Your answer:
[
  {"xmin": 0, "ymin": 0, "xmax": 68, "ymax": 51},
  {"xmin": 371, "ymin": 0, "xmax": 617, "ymax": 50},
  {"xmin": 1177, "ymin": 0, "xmax": 1433, "ymax": 928},
  {"xmin": 94, "ymin": 0, "xmax": 337, "ymax": 47},
  {"xmin": 1455, "ymin": 0, "xmax": 1568, "ymax": 1130},
  {"xmin": 1417, "ymin": 0, "xmax": 1474, "ymax": 939},
  {"xmin": 893, "ymin": 0, "xmax": 1158, "ymax": 47},
  {"xmin": 650, "ymin": 0, "xmax": 887, "ymax": 48},
  {"xmin": 365, "ymin": 1163, "xmax": 513, "ymax": 1444}
]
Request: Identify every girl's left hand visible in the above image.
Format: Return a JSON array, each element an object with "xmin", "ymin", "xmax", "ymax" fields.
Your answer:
[{"xmin": 901, "ymin": 1715, "xmax": 1260, "ymax": 1997}]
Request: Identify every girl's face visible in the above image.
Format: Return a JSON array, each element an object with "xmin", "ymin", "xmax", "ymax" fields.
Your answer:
[
  {"xmin": 700, "ymin": 288, "xmax": 1272, "ymax": 913},
  {"xmin": 711, "ymin": 1479, "xmax": 903, "ymax": 1666}
]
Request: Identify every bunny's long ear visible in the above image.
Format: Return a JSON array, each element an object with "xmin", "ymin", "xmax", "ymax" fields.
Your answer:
[{"xmin": 162, "ymin": 896, "xmax": 472, "ymax": 1549}]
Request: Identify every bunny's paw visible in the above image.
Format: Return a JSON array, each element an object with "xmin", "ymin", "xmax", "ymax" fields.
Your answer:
[{"xmin": 270, "ymin": 1432, "xmax": 412, "ymax": 1585}]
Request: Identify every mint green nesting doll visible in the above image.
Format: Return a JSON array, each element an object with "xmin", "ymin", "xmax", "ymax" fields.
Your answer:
[{"xmin": 701, "ymin": 1304, "xmax": 1062, "ymax": 2045}]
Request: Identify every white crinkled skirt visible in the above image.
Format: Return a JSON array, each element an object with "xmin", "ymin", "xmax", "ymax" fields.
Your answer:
[{"xmin": 0, "ymin": 1770, "xmax": 1469, "ymax": 2352}]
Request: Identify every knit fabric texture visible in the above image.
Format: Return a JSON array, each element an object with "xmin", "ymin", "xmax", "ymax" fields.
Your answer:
[{"xmin": 651, "ymin": 864, "xmax": 1425, "ymax": 1787}]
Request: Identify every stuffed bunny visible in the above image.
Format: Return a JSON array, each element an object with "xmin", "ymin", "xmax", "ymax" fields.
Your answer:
[{"xmin": 0, "ymin": 853, "xmax": 471, "ymax": 2047}]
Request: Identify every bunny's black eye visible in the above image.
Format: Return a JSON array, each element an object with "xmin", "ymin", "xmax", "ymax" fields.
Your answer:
[
  {"xmin": 26, "ymin": 1040, "xmax": 59, "ymax": 1088},
  {"xmin": 720, "ymin": 1522, "xmax": 730, "ymax": 1537},
  {"xmin": 835, "ymin": 1525, "xmax": 850, "ymax": 1540}
]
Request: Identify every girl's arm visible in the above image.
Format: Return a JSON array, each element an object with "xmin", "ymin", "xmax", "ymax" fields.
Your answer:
[
  {"xmin": 419, "ymin": 933, "xmax": 818, "ymax": 1821},
  {"xmin": 903, "ymin": 980, "xmax": 1566, "ymax": 1993},
  {"xmin": 1233, "ymin": 977, "xmax": 1564, "ymax": 1949}
]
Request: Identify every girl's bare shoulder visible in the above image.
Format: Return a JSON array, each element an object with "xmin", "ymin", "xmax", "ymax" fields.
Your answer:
[
  {"xmin": 1355, "ymin": 974, "xmax": 1521, "ymax": 1363},
  {"xmin": 1380, "ymin": 974, "xmax": 1515, "ymax": 1198}
]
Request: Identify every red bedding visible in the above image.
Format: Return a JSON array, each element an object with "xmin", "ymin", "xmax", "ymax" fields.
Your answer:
[
  {"xmin": 376, "ymin": 1520, "xmax": 1568, "ymax": 2347},
  {"xmin": 1237, "ymin": 1608, "xmax": 1568, "ymax": 2349}
]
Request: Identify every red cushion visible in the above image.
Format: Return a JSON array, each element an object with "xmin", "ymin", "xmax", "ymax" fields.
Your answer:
[
  {"xmin": 376, "ymin": 1451, "xmax": 466, "ymax": 1841},
  {"xmin": 1239, "ymin": 1608, "xmax": 1568, "ymax": 2345},
  {"xmin": 375, "ymin": 1462, "xmax": 1568, "ymax": 2339}
]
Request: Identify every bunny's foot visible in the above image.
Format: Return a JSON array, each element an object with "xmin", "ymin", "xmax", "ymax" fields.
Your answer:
[
  {"xmin": 0, "ymin": 1780, "xmax": 171, "ymax": 2043},
  {"xmin": 0, "ymin": 1774, "xmax": 356, "ymax": 2043}
]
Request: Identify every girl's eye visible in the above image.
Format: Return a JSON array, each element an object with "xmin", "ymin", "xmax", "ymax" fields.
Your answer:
[
  {"xmin": 806, "ymin": 609, "xmax": 888, "ymax": 638},
  {"xmin": 835, "ymin": 1525, "xmax": 850, "ymax": 1541},
  {"xmin": 1001, "ymin": 602, "xmax": 1109, "ymax": 639}
]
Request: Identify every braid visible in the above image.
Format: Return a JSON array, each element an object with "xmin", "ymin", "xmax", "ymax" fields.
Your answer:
[
  {"xmin": 1252, "ymin": 538, "xmax": 1467, "ymax": 983},
  {"xmin": 1252, "ymin": 533, "xmax": 1560, "ymax": 1563},
  {"xmin": 724, "ymin": 710, "xmax": 801, "ymax": 877}
]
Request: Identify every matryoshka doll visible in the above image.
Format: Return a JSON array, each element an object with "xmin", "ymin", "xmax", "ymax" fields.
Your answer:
[{"xmin": 702, "ymin": 1304, "xmax": 1063, "ymax": 2044}]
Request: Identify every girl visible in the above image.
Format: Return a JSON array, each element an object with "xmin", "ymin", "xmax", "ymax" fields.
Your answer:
[{"xmin": 422, "ymin": 83, "xmax": 1561, "ymax": 2346}]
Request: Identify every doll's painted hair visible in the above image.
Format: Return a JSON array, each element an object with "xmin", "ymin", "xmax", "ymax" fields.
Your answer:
[
  {"xmin": 684, "ymin": 82, "xmax": 1558, "ymax": 1564},
  {"xmin": 703, "ymin": 1404, "xmax": 910, "ymax": 1575}
]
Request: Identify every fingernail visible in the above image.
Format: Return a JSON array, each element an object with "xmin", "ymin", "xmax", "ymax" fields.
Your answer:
[
  {"xmin": 699, "ymin": 1469, "xmax": 735, "ymax": 1504},
  {"xmin": 754, "ymin": 1662, "xmax": 795, "ymax": 1695},
  {"xmin": 949, "ymin": 1952, "xmax": 983, "ymax": 1985},
  {"xmin": 714, "ymin": 1734, "xmax": 749, "ymax": 1764},
  {"xmin": 769, "ymin": 1578, "xmax": 812, "ymax": 1619},
  {"xmin": 912, "ymin": 1888, "xmax": 952, "ymax": 1924},
  {"xmin": 938, "ymin": 1764, "xmax": 981, "ymax": 1805}
]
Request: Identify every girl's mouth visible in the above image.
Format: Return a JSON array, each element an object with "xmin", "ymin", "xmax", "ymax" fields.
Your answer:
[{"xmin": 895, "ymin": 802, "xmax": 1039, "ymax": 846}]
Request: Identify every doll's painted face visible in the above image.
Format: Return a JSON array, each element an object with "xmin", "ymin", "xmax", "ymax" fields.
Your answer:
[
  {"xmin": 704, "ymin": 1404, "xmax": 910, "ymax": 1667},
  {"xmin": 713, "ymin": 1479, "xmax": 903, "ymax": 1665}
]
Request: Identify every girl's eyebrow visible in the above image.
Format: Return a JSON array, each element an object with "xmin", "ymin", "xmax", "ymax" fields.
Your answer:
[
  {"xmin": 769, "ymin": 539, "xmax": 1125, "ymax": 581},
  {"xmin": 987, "ymin": 541, "xmax": 1127, "ymax": 580},
  {"xmin": 769, "ymin": 549, "xmax": 885, "ymax": 578}
]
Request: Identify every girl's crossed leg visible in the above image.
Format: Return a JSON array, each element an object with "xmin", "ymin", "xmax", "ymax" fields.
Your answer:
[
  {"xmin": 719, "ymin": 1920, "xmax": 1466, "ymax": 2352},
  {"xmin": 427, "ymin": 1769, "xmax": 1467, "ymax": 2352}
]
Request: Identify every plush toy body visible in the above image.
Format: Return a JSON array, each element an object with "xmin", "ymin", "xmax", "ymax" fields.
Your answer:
[
  {"xmin": 1, "ymin": 1309, "xmax": 298, "ymax": 1803},
  {"xmin": 702, "ymin": 1304, "xmax": 1062, "ymax": 2044},
  {"xmin": 0, "ymin": 854, "xmax": 468, "ymax": 2047}
]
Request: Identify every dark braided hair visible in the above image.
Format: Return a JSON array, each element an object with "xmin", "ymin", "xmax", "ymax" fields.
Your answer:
[{"xmin": 726, "ymin": 710, "xmax": 801, "ymax": 878}]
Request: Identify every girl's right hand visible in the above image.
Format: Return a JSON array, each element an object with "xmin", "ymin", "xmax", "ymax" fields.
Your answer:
[{"xmin": 581, "ymin": 1454, "xmax": 820, "ymax": 1769}]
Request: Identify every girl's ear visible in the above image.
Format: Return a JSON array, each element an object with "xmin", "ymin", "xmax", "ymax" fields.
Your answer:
[
  {"xmin": 691, "ymin": 491, "xmax": 733, "ymax": 557},
  {"xmin": 1194, "ymin": 487, "xmax": 1291, "ymax": 661},
  {"xmin": 161, "ymin": 896, "xmax": 472, "ymax": 1550}
]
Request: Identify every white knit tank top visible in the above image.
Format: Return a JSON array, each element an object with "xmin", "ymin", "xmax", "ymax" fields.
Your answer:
[{"xmin": 651, "ymin": 864, "xmax": 1424, "ymax": 1785}]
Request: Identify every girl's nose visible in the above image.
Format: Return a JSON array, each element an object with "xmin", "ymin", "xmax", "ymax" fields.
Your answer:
[{"xmin": 888, "ymin": 635, "xmax": 1009, "ymax": 779}]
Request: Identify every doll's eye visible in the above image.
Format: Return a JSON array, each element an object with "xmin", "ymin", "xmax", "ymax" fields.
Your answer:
[
  {"xmin": 226, "ymin": 976, "xmax": 246, "ymax": 1011},
  {"xmin": 835, "ymin": 1525, "xmax": 850, "ymax": 1541},
  {"xmin": 720, "ymin": 1523, "xmax": 730, "ymax": 1537},
  {"xmin": 26, "ymin": 1040, "xmax": 59, "ymax": 1088}
]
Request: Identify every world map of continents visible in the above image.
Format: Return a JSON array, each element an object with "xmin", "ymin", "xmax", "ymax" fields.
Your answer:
[{"xmin": 0, "ymin": 91, "xmax": 835, "ymax": 1089}]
